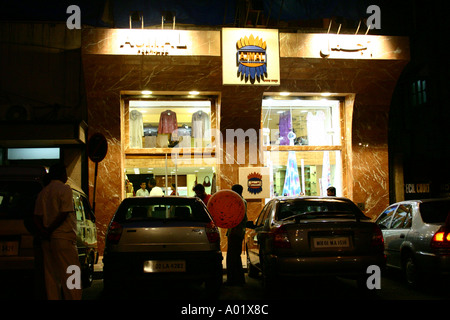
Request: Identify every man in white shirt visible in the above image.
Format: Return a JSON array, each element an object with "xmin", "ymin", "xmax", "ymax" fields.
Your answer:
[
  {"xmin": 136, "ymin": 181, "xmax": 149, "ymax": 197},
  {"xmin": 34, "ymin": 163, "xmax": 81, "ymax": 300},
  {"xmin": 149, "ymin": 178, "xmax": 164, "ymax": 196}
]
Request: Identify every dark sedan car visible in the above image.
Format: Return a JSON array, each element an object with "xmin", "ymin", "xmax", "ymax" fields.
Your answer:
[
  {"xmin": 103, "ymin": 196, "xmax": 223, "ymax": 296},
  {"xmin": 246, "ymin": 196, "xmax": 386, "ymax": 289}
]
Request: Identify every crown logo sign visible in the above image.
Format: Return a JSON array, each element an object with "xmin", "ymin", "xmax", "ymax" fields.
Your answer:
[
  {"xmin": 247, "ymin": 172, "xmax": 262, "ymax": 180},
  {"xmin": 236, "ymin": 35, "xmax": 266, "ymax": 50},
  {"xmin": 236, "ymin": 34, "xmax": 267, "ymax": 81}
]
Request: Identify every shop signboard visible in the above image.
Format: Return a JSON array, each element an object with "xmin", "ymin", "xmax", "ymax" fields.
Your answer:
[
  {"xmin": 222, "ymin": 28, "xmax": 280, "ymax": 86},
  {"xmin": 239, "ymin": 167, "xmax": 271, "ymax": 199}
]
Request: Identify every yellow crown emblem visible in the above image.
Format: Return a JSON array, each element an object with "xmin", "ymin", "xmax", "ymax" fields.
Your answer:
[{"xmin": 236, "ymin": 34, "xmax": 266, "ymax": 50}]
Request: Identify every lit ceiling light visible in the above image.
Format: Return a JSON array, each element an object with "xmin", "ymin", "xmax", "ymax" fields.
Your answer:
[
  {"xmin": 141, "ymin": 90, "xmax": 152, "ymax": 95},
  {"xmin": 321, "ymin": 92, "xmax": 331, "ymax": 97},
  {"xmin": 280, "ymin": 92, "xmax": 290, "ymax": 96},
  {"xmin": 189, "ymin": 91, "xmax": 200, "ymax": 95}
]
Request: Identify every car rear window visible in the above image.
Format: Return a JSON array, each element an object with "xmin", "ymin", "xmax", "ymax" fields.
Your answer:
[
  {"xmin": 113, "ymin": 197, "xmax": 211, "ymax": 223},
  {"xmin": 278, "ymin": 199, "xmax": 367, "ymax": 220},
  {"xmin": 0, "ymin": 181, "xmax": 43, "ymax": 219},
  {"xmin": 420, "ymin": 200, "xmax": 450, "ymax": 224}
]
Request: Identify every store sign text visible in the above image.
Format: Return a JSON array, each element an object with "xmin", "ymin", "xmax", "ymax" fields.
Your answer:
[
  {"xmin": 405, "ymin": 183, "xmax": 430, "ymax": 194},
  {"xmin": 119, "ymin": 32, "xmax": 188, "ymax": 56}
]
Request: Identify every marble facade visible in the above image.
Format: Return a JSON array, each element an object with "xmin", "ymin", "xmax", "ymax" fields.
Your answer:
[{"xmin": 81, "ymin": 28, "xmax": 409, "ymax": 253}]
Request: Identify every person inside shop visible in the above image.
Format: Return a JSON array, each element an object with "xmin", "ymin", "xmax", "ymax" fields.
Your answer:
[
  {"xmin": 327, "ymin": 186, "xmax": 336, "ymax": 196},
  {"xmin": 149, "ymin": 178, "xmax": 164, "ymax": 196},
  {"xmin": 33, "ymin": 163, "xmax": 82, "ymax": 300},
  {"xmin": 225, "ymin": 184, "xmax": 248, "ymax": 286},
  {"xmin": 136, "ymin": 181, "xmax": 149, "ymax": 197},
  {"xmin": 193, "ymin": 183, "xmax": 211, "ymax": 204},
  {"xmin": 170, "ymin": 183, "xmax": 179, "ymax": 196}
]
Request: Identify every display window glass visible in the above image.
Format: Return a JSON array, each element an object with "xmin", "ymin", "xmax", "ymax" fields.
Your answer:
[
  {"xmin": 262, "ymin": 99, "xmax": 340, "ymax": 146},
  {"xmin": 124, "ymin": 165, "xmax": 217, "ymax": 199},
  {"xmin": 122, "ymin": 93, "xmax": 219, "ymax": 199},
  {"xmin": 264, "ymin": 150, "xmax": 342, "ymax": 197},
  {"xmin": 128, "ymin": 99, "xmax": 213, "ymax": 149}
]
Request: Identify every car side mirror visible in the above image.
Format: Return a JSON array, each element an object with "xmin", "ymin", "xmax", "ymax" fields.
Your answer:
[{"xmin": 246, "ymin": 221, "xmax": 256, "ymax": 229}]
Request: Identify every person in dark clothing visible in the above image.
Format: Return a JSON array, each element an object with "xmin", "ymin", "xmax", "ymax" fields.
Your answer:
[
  {"xmin": 225, "ymin": 184, "xmax": 247, "ymax": 286},
  {"xmin": 193, "ymin": 183, "xmax": 211, "ymax": 204}
]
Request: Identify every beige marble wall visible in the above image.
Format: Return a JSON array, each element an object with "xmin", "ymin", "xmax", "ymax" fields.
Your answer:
[{"xmin": 82, "ymin": 28, "xmax": 408, "ymax": 254}]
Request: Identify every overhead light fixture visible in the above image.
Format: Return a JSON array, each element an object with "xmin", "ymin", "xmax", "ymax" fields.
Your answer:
[
  {"xmin": 321, "ymin": 92, "xmax": 331, "ymax": 97},
  {"xmin": 280, "ymin": 92, "xmax": 290, "ymax": 96},
  {"xmin": 189, "ymin": 91, "xmax": 200, "ymax": 95},
  {"xmin": 141, "ymin": 90, "xmax": 152, "ymax": 95}
]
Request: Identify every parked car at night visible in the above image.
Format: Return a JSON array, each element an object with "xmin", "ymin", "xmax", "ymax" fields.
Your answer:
[
  {"xmin": 103, "ymin": 196, "xmax": 223, "ymax": 295},
  {"xmin": 0, "ymin": 166, "xmax": 98, "ymax": 291},
  {"xmin": 246, "ymin": 196, "xmax": 386, "ymax": 289},
  {"xmin": 374, "ymin": 198, "xmax": 450, "ymax": 286}
]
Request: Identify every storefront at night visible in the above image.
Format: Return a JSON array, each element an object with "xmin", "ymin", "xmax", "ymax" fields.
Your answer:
[{"xmin": 80, "ymin": 27, "xmax": 409, "ymax": 253}]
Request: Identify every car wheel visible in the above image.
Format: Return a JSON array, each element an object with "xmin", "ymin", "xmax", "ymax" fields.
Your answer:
[
  {"xmin": 261, "ymin": 259, "xmax": 277, "ymax": 293},
  {"xmin": 82, "ymin": 253, "xmax": 94, "ymax": 288},
  {"xmin": 205, "ymin": 273, "xmax": 222, "ymax": 298},
  {"xmin": 404, "ymin": 255, "xmax": 421, "ymax": 287}
]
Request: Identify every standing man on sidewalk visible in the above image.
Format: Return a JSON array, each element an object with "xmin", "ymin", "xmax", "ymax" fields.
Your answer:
[
  {"xmin": 34, "ymin": 163, "xmax": 82, "ymax": 300},
  {"xmin": 225, "ymin": 184, "xmax": 248, "ymax": 286}
]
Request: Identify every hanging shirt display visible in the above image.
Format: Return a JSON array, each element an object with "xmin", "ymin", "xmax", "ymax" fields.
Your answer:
[
  {"xmin": 278, "ymin": 111, "xmax": 291, "ymax": 146},
  {"xmin": 130, "ymin": 110, "xmax": 144, "ymax": 148},
  {"xmin": 192, "ymin": 110, "xmax": 211, "ymax": 147},
  {"xmin": 158, "ymin": 110, "xmax": 178, "ymax": 134},
  {"xmin": 306, "ymin": 111, "xmax": 327, "ymax": 145}
]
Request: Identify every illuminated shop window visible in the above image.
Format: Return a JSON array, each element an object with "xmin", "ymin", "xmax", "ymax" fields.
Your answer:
[
  {"xmin": 124, "ymin": 166, "xmax": 217, "ymax": 198},
  {"xmin": 262, "ymin": 99, "xmax": 341, "ymax": 146},
  {"xmin": 264, "ymin": 150, "xmax": 342, "ymax": 197},
  {"xmin": 128, "ymin": 100, "xmax": 212, "ymax": 149}
]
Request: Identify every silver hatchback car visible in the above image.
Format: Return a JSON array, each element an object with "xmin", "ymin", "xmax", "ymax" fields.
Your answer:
[
  {"xmin": 103, "ymin": 196, "xmax": 223, "ymax": 295},
  {"xmin": 246, "ymin": 196, "xmax": 386, "ymax": 289},
  {"xmin": 375, "ymin": 198, "xmax": 450, "ymax": 286}
]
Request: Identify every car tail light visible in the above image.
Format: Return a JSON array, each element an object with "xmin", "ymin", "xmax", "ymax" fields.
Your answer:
[
  {"xmin": 106, "ymin": 221, "xmax": 123, "ymax": 244},
  {"xmin": 205, "ymin": 221, "xmax": 220, "ymax": 243},
  {"xmin": 431, "ymin": 227, "xmax": 450, "ymax": 249},
  {"xmin": 370, "ymin": 224, "xmax": 384, "ymax": 252},
  {"xmin": 270, "ymin": 225, "xmax": 291, "ymax": 249}
]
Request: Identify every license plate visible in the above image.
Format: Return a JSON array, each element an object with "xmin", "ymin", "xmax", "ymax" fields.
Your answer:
[
  {"xmin": 0, "ymin": 241, "xmax": 19, "ymax": 256},
  {"xmin": 313, "ymin": 237, "xmax": 350, "ymax": 248},
  {"xmin": 143, "ymin": 260, "xmax": 186, "ymax": 273}
]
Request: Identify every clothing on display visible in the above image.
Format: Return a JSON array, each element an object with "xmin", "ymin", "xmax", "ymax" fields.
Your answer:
[
  {"xmin": 130, "ymin": 110, "xmax": 144, "ymax": 148},
  {"xmin": 278, "ymin": 110, "xmax": 292, "ymax": 146},
  {"xmin": 192, "ymin": 111, "xmax": 211, "ymax": 146},
  {"xmin": 306, "ymin": 111, "xmax": 327, "ymax": 145},
  {"xmin": 158, "ymin": 110, "xmax": 178, "ymax": 134}
]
